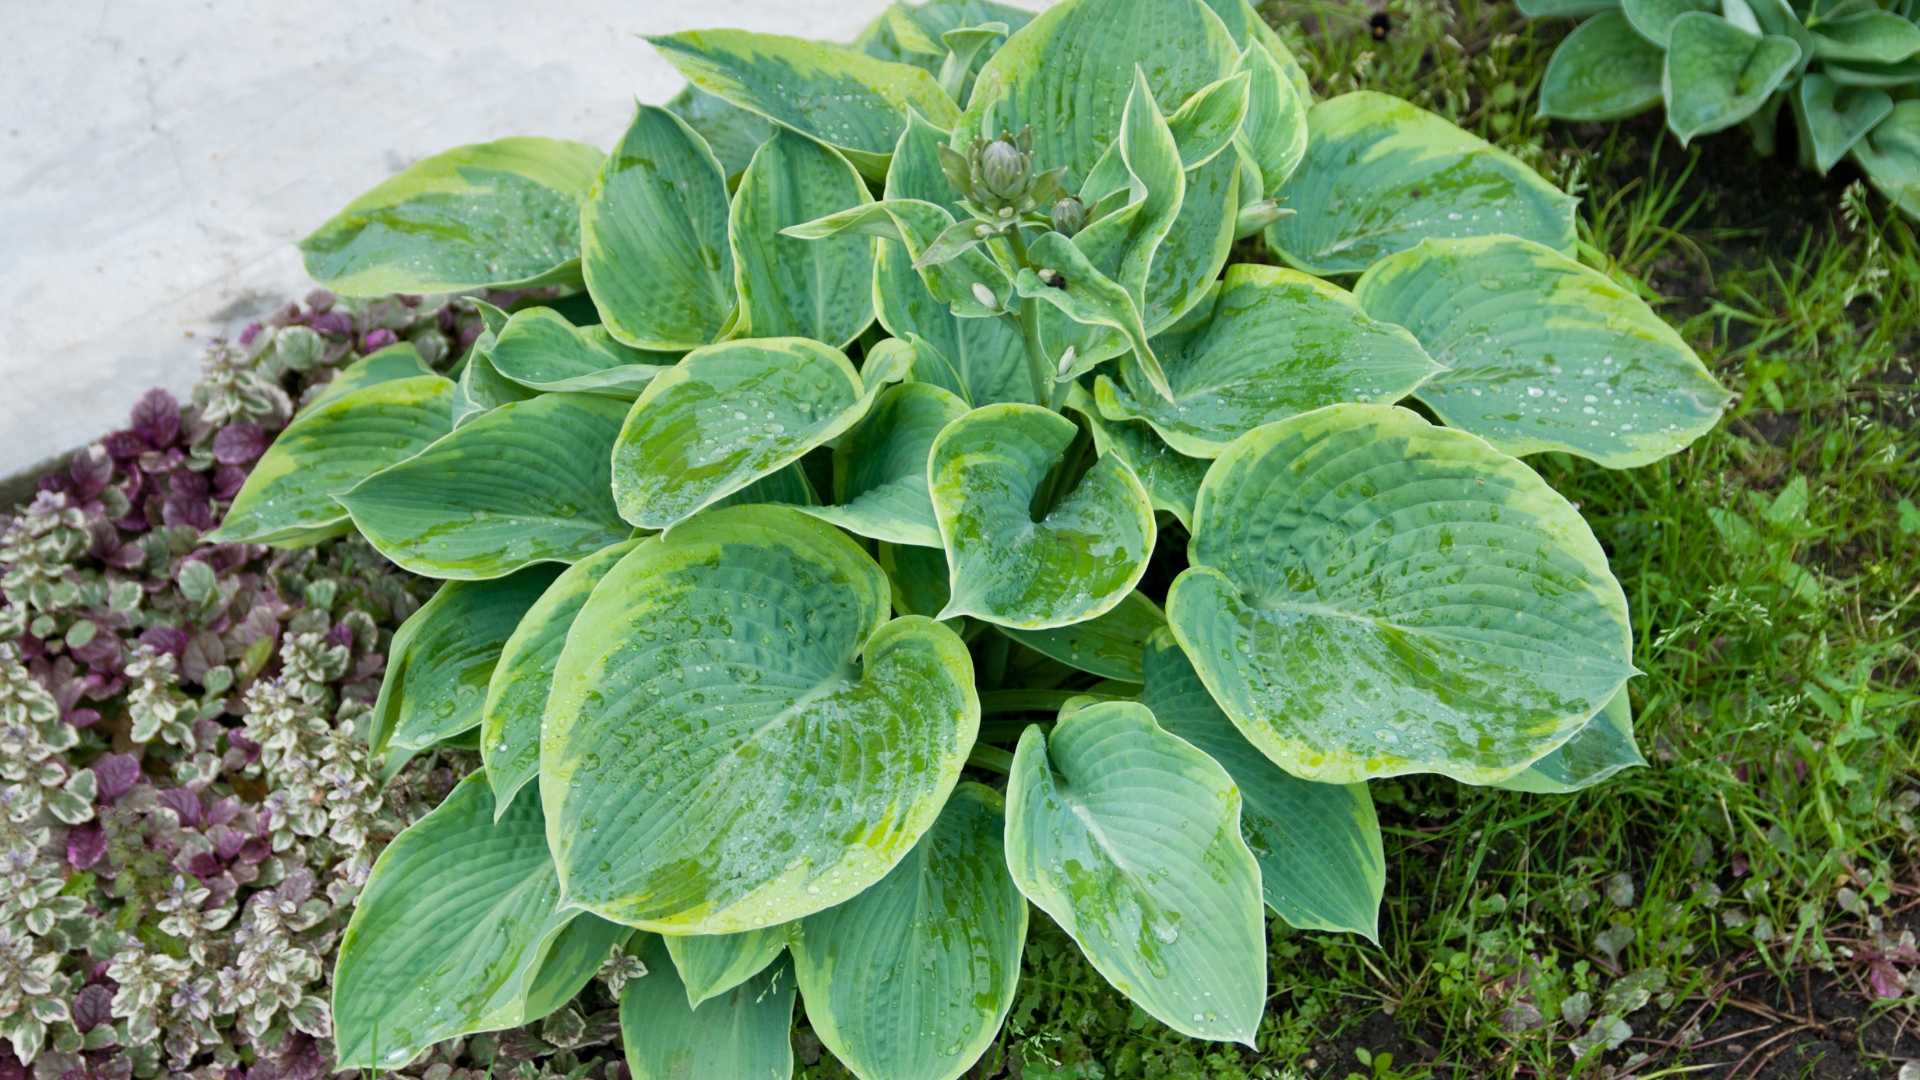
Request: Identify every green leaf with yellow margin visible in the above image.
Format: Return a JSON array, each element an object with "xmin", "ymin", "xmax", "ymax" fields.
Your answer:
[
  {"xmin": 796, "ymin": 381, "xmax": 968, "ymax": 548},
  {"xmin": 608, "ymin": 337, "xmax": 895, "ymax": 531},
  {"xmin": 206, "ymin": 375, "xmax": 453, "ymax": 547},
  {"xmin": 1140, "ymin": 631, "xmax": 1384, "ymax": 939},
  {"xmin": 1005, "ymin": 701, "xmax": 1266, "ymax": 1045},
  {"xmin": 665, "ymin": 926, "xmax": 792, "ymax": 1009},
  {"xmin": 333, "ymin": 773, "xmax": 584, "ymax": 1068},
  {"xmin": 731, "ymin": 130, "xmax": 876, "ymax": 347},
  {"xmin": 646, "ymin": 29, "xmax": 959, "ymax": 179},
  {"xmin": 930, "ymin": 404, "xmax": 1156, "ymax": 630},
  {"xmin": 1352, "ymin": 235, "xmax": 1730, "ymax": 468},
  {"xmin": 1165, "ymin": 403, "xmax": 1636, "ymax": 785},
  {"xmin": 487, "ymin": 307, "xmax": 673, "ymax": 399},
  {"xmin": 1267, "ymin": 91, "xmax": 1578, "ymax": 276},
  {"xmin": 580, "ymin": 105, "xmax": 735, "ymax": 352},
  {"xmin": 481, "ymin": 539, "xmax": 646, "ymax": 816},
  {"xmin": 300, "ymin": 138, "xmax": 603, "ymax": 295},
  {"xmin": 620, "ymin": 934, "xmax": 796, "ymax": 1080},
  {"xmin": 339, "ymin": 393, "xmax": 633, "ymax": 579},
  {"xmin": 371, "ymin": 564, "xmax": 565, "ymax": 756},
  {"xmin": 1002, "ymin": 590, "xmax": 1166, "ymax": 683},
  {"xmin": 542, "ymin": 505, "xmax": 978, "ymax": 933},
  {"xmin": 1095, "ymin": 263, "xmax": 1439, "ymax": 458},
  {"xmin": 791, "ymin": 782, "xmax": 1026, "ymax": 1080},
  {"xmin": 1492, "ymin": 685, "xmax": 1645, "ymax": 794}
]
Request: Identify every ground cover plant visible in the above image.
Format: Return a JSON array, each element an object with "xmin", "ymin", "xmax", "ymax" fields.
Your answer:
[
  {"xmin": 4, "ymin": 0, "xmax": 1918, "ymax": 1078},
  {"xmin": 202, "ymin": 0, "xmax": 1742, "ymax": 1073},
  {"xmin": 1528, "ymin": 0, "xmax": 1920, "ymax": 217}
]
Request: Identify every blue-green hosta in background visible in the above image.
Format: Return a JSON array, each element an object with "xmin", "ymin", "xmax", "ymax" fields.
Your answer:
[
  {"xmin": 1528, "ymin": 0, "xmax": 1920, "ymax": 216},
  {"xmin": 226, "ymin": 0, "xmax": 1733, "ymax": 1073}
]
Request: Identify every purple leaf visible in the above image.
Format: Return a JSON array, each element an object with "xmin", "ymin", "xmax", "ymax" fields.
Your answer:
[
  {"xmin": 183, "ymin": 851, "xmax": 223, "ymax": 879},
  {"xmin": 70, "ymin": 632, "xmax": 122, "ymax": 669},
  {"xmin": 310, "ymin": 312, "xmax": 353, "ymax": 336},
  {"xmin": 361, "ymin": 328, "xmax": 399, "ymax": 352},
  {"xmin": 162, "ymin": 494, "xmax": 214, "ymax": 531},
  {"xmin": 70, "ymin": 446, "xmax": 114, "ymax": 497},
  {"xmin": 212, "ymin": 465, "xmax": 249, "ymax": 500},
  {"xmin": 170, "ymin": 470, "xmax": 210, "ymax": 498},
  {"xmin": 213, "ymin": 424, "xmax": 266, "ymax": 465},
  {"xmin": 102, "ymin": 431, "xmax": 151, "ymax": 461},
  {"xmin": 159, "ymin": 787, "xmax": 205, "ymax": 828},
  {"xmin": 304, "ymin": 289, "xmax": 336, "ymax": 314},
  {"xmin": 140, "ymin": 626, "xmax": 190, "ymax": 657},
  {"xmin": 71, "ymin": 985, "xmax": 114, "ymax": 1033},
  {"xmin": 238, "ymin": 322, "xmax": 264, "ymax": 346},
  {"xmin": 130, "ymin": 389, "xmax": 180, "ymax": 447},
  {"xmin": 92, "ymin": 753, "xmax": 144, "ymax": 801},
  {"xmin": 65, "ymin": 708, "xmax": 101, "ymax": 729},
  {"xmin": 67, "ymin": 823, "xmax": 107, "ymax": 870},
  {"xmin": 38, "ymin": 472, "xmax": 74, "ymax": 496}
]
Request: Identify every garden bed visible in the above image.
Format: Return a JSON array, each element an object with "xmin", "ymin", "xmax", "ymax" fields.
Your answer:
[{"xmin": 6, "ymin": 0, "xmax": 1920, "ymax": 1077}]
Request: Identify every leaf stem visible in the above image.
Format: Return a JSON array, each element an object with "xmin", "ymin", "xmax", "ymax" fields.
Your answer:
[
  {"xmin": 967, "ymin": 743, "xmax": 1016, "ymax": 776},
  {"xmin": 1002, "ymin": 225, "xmax": 1061, "ymax": 413}
]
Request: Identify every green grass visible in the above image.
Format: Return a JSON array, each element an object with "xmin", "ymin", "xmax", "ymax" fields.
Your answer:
[{"xmin": 805, "ymin": 2, "xmax": 1920, "ymax": 1077}]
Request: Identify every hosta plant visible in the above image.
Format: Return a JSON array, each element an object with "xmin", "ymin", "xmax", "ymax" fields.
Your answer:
[
  {"xmin": 215, "ymin": 0, "xmax": 1731, "ymax": 1073},
  {"xmin": 1530, "ymin": 0, "xmax": 1920, "ymax": 215}
]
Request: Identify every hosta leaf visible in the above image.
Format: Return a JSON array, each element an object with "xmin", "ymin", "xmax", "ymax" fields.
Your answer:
[
  {"xmin": 206, "ymin": 375, "xmax": 453, "ymax": 547},
  {"xmin": 309, "ymin": 342, "xmax": 434, "ymax": 408},
  {"xmin": 542, "ymin": 506, "xmax": 978, "ymax": 932},
  {"xmin": 1663, "ymin": 14, "xmax": 1802, "ymax": 144},
  {"xmin": 333, "ymin": 774, "xmax": 571, "ymax": 1068},
  {"xmin": 879, "ymin": 541, "xmax": 956, "ymax": 622},
  {"xmin": 1492, "ymin": 685, "xmax": 1644, "ymax": 794},
  {"xmin": 1518, "ymin": 0, "xmax": 1623, "ymax": 17},
  {"xmin": 621, "ymin": 935, "xmax": 795, "ymax": 1080},
  {"xmin": 731, "ymin": 130, "xmax": 876, "ymax": 346},
  {"xmin": 452, "ymin": 349, "xmax": 539, "ymax": 429},
  {"xmin": 1237, "ymin": 41, "xmax": 1310, "ymax": 197},
  {"xmin": 1267, "ymin": 92, "xmax": 1579, "ymax": 276},
  {"xmin": 488, "ymin": 308, "xmax": 673, "ymax": 398},
  {"xmin": 1825, "ymin": 55, "xmax": 1920, "ymax": 86},
  {"xmin": 1538, "ymin": 11, "xmax": 1668, "ymax": 121},
  {"xmin": 667, "ymin": 84, "xmax": 775, "ymax": 181},
  {"xmin": 797, "ymin": 382, "xmax": 967, "ymax": 547},
  {"xmin": 482, "ymin": 539, "xmax": 645, "ymax": 815},
  {"xmin": 609, "ymin": 337, "xmax": 881, "ymax": 531},
  {"xmin": 372, "ymin": 565, "xmax": 565, "ymax": 755},
  {"xmin": 1621, "ymin": 0, "xmax": 1719, "ymax": 47},
  {"xmin": 1140, "ymin": 632, "xmax": 1384, "ymax": 939},
  {"xmin": 1166, "ymin": 403, "xmax": 1636, "ymax": 784},
  {"xmin": 666, "ymin": 926, "xmax": 792, "ymax": 1009},
  {"xmin": 1853, "ymin": 100, "xmax": 1920, "ymax": 216},
  {"xmin": 785, "ymin": 198, "xmax": 1012, "ymax": 318},
  {"xmin": 1796, "ymin": 73, "xmax": 1893, "ymax": 173},
  {"xmin": 1068, "ymin": 385, "xmax": 1209, "ymax": 529},
  {"xmin": 1002, "ymin": 590, "xmax": 1166, "ymax": 682},
  {"xmin": 792, "ymin": 783, "xmax": 1026, "ymax": 1080},
  {"xmin": 709, "ymin": 461, "xmax": 821, "ymax": 512},
  {"xmin": 339, "ymin": 393, "xmax": 633, "ymax": 579},
  {"xmin": 1005, "ymin": 701, "xmax": 1266, "ymax": 1045},
  {"xmin": 1018, "ymin": 232, "xmax": 1162, "ymax": 397},
  {"xmin": 1808, "ymin": 10, "xmax": 1920, "ymax": 63},
  {"xmin": 1142, "ymin": 142, "xmax": 1244, "ymax": 335},
  {"xmin": 930, "ymin": 404, "xmax": 1156, "ymax": 630},
  {"xmin": 957, "ymin": 0, "xmax": 1239, "ymax": 189},
  {"xmin": 300, "ymin": 138, "xmax": 603, "ymax": 295},
  {"xmin": 1096, "ymin": 263, "xmax": 1439, "ymax": 457},
  {"xmin": 875, "ymin": 114, "xmax": 1032, "ymax": 407},
  {"xmin": 646, "ymin": 29, "xmax": 959, "ymax": 178},
  {"xmin": 1353, "ymin": 235, "xmax": 1730, "ymax": 467},
  {"xmin": 581, "ymin": 105, "xmax": 735, "ymax": 351},
  {"xmin": 1166, "ymin": 71, "xmax": 1251, "ymax": 169},
  {"xmin": 854, "ymin": 0, "xmax": 1036, "ymax": 80},
  {"xmin": 521, "ymin": 914, "xmax": 634, "ymax": 1021},
  {"xmin": 1198, "ymin": 0, "xmax": 1312, "ymax": 96}
]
